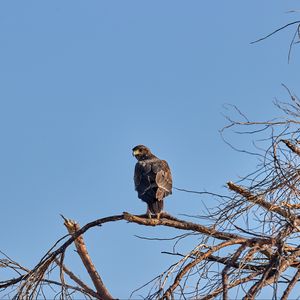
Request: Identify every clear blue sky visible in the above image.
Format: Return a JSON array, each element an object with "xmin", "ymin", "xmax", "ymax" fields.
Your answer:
[{"xmin": 0, "ymin": 1, "xmax": 299, "ymax": 298}]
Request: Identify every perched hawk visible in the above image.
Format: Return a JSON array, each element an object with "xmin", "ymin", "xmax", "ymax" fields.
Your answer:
[{"xmin": 132, "ymin": 145, "xmax": 172, "ymax": 218}]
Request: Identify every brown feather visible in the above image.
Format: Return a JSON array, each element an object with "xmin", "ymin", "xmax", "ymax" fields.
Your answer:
[{"xmin": 133, "ymin": 145, "xmax": 172, "ymax": 215}]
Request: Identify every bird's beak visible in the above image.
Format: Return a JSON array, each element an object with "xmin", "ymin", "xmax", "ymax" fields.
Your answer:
[{"xmin": 133, "ymin": 149, "xmax": 140, "ymax": 156}]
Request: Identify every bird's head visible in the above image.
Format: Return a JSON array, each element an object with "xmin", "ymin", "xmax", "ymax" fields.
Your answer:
[{"xmin": 132, "ymin": 145, "xmax": 153, "ymax": 161}]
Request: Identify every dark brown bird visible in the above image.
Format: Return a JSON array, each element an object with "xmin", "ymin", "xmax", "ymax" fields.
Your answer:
[{"xmin": 132, "ymin": 145, "xmax": 172, "ymax": 218}]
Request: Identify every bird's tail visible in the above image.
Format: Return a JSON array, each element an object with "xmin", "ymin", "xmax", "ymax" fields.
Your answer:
[{"xmin": 148, "ymin": 200, "xmax": 164, "ymax": 214}]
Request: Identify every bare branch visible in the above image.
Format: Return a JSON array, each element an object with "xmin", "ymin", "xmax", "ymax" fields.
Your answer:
[
  {"xmin": 124, "ymin": 212, "xmax": 244, "ymax": 241},
  {"xmin": 280, "ymin": 269, "xmax": 300, "ymax": 300},
  {"xmin": 63, "ymin": 217, "xmax": 114, "ymax": 300},
  {"xmin": 227, "ymin": 181, "xmax": 291, "ymax": 219},
  {"xmin": 54, "ymin": 258, "xmax": 99, "ymax": 299},
  {"xmin": 161, "ymin": 239, "xmax": 250, "ymax": 300},
  {"xmin": 222, "ymin": 243, "xmax": 248, "ymax": 300},
  {"xmin": 251, "ymin": 21, "xmax": 300, "ymax": 44},
  {"xmin": 281, "ymin": 139, "xmax": 300, "ymax": 156}
]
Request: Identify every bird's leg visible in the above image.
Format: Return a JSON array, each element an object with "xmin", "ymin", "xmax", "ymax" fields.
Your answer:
[
  {"xmin": 146, "ymin": 208, "xmax": 152, "ymax": 219},
  {"xmin": 156, "ymin": 212, "xmax": 161, "ymax": 220}
]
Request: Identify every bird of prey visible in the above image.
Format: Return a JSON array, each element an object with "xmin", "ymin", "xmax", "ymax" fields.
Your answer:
[{"xmin": 132, "ymin": 145, "xmax": 172, "ymax": 219}]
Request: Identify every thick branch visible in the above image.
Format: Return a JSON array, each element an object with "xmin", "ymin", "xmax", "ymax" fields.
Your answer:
[
  {"xmin": 281, "ymin": 139, "xmax": 300, "ymax": 156},
  {"xmin": 63, "ymin": 218, "xmax": 114, "ymax": 300},
  {"xmin": 124, "ymin": 212, "xmax": 244, "ymax": 241},
  {"xmin": 280, "ymin": 269, "xmax": 300, "ymax": 300},
  {"xmin": 227, "ymin": 182, "xmax": 290, "ymax": 219}
]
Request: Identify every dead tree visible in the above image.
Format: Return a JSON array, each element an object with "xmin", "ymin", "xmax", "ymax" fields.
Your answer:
[{"xmin": 2, "ymin": 91, "xmax": 300, "ymax": 299}]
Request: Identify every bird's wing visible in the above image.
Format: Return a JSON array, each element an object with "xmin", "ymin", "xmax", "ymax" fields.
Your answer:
[{"xmin": 154, "ymin": 160, "xmax": 172, "ymax": 201}]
